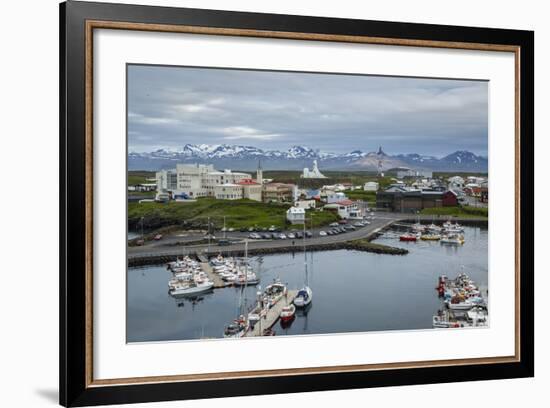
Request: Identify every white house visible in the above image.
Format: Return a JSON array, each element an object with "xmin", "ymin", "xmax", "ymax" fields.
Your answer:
[
  {"xmin": 363, "ymin": 181, "xmax": 379, "ymax": 191},
  {"xmin": 286, "ymin": 206, "xmax": 306, "ymax": 224},
  {"xmin": 324, "ymin": 200, "xmax": 362, "ymax": 219},
  {"xmin": 326, "ymin": 192, "xmax": 347, "ymax": 204}
]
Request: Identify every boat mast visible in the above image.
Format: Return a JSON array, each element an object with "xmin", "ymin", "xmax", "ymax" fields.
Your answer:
[{"xmin": 303, "ymin": 221, "xmax": 308, "ymax": 286}]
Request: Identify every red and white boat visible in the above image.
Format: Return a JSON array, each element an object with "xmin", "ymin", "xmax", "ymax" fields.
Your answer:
[
  {"xmin": 280, "ymin": 304, "xmax": 296, "ymax": 322},
  {"xmin": 399, "ymin": 233, "xmax": 418, "ymax": 242}
]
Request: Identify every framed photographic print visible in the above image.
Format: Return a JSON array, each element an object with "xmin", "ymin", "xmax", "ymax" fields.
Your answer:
[{"xmin": 60, "ymin": 1, "xmax": 534, "ymax": 406}]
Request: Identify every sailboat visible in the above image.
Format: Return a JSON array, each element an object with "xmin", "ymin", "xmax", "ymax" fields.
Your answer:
[{"xmin": 294, "ymin": 223, "xmax": 313, "ymax": 308}]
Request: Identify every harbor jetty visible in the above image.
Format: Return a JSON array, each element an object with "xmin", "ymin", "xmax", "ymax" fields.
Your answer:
[
  {"xmin": 199, "ymin": 261, "xmax": 227, "ymax": 289},
  {"xmin": 245, "ymin": 290, "xmax": 297, "ymax": 337}
]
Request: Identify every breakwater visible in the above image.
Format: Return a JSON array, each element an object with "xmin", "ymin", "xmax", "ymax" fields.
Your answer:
[{"xmin": 128, "ymin": 240, "xmax": 407, "ymax": 268}]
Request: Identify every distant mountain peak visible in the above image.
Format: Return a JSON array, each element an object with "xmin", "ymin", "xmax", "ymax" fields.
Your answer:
[{"xmin": 129, "ymin": 144, "xmax": 487, "ymax": 172}]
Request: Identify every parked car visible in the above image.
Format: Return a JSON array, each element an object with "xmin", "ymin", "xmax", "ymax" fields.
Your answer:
[
  {"xmin": 353, "ymin": 222, "xmax": 363, "ymax": 227},
  {"xmin": 278, "ymin": 233, "xmax": 287, "ymax": 239},
  {"xmin": 136, "ymin": 239, "xmax": 145, "ymax": 246},
  {"xmin": 218, "ymin": 239, "xmax": 230, "ymax": 246},
  {"xmin": 268, "ymin": 225, "xmax": 277, "ymax": 232},
  {"xmin": 326, "ymin": 230, "xmax": 334, "ymax": 236},
  {"xmin": 319, "ymin": 231, "xmax": 327, "ymax": 236},
  {"xmin": 295, "ymin": 232, "xmax": 303, "ymax": 239},
  {"xmin": 153, "ymin": 234, "xmax": 163, "ymax": 240},
  {"xmin": 262, "ymin": 233, "xmax": 271, "ymax": 239},
  {"xmin": 329, "ymin": 222, "xmax": 339, "ymax": 227},
  {"xmin": 287, "ymin": 233, "xmax": 296, "ymax": 239},
  {"xmin": 338, "ymin": 219, "xmax": 348, "ymax": 224},
  {"xmin": 228, "ymin": 228, "xmax": 235, "ymax": 232},
  {"xmin": 249, "ymin": 233, "xmax": 261, "ymax": 239},
  {"xmin": 305, "ymin": 231, "xmax": 313, "ymax": 238}
]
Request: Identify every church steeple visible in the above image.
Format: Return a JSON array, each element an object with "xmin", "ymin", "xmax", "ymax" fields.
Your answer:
[{"xmin": 256, "ymin": 160, "xmax": 263, "ymax": 185}]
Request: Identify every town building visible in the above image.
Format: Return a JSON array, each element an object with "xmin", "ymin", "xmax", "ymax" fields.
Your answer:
[
  {"xmin": 324, "ymin": 199, "xmax": 363, "ymax": 219},
  {"xmin": 394, "ymin": 167, "xmax": 433, "ymax": 179},
  {"xmin": 363, "ymin": 181, "xmax": 379, "ymax": 191},
  {"xmin": 376, "ymin": 189, "xmax": 457, "ymax": 213},
  {"xmin": 214, "ymin": 183, "xmax": 244, "ymax": 200},
  {"xmin": 128, "ymin": 183, "xmax": 157, "ymax": 192},
  {"xmin": 155, "ymin": 162, "xmax": 266, "ymax": 201},
  {"xmin": 286, "ymin": 206, "xmax": 306, "ymax": 224},
  {"xmin": 263, "ymin": 183, "xmax": 295, "ymax": 203},
  {"xmin": 294, "ymin": 200, "xmax": 316, "ymax": 210},
  {"xmin": 325, "ymin": 191, "xmax": 347, "ymax": 204},
  {"xmin": 301, "ymin": 160, "xmax": 327, "ymax": 179},
  {"xmin": 238, "ymin": 178, "xmax": 262, "ymax": 201}
]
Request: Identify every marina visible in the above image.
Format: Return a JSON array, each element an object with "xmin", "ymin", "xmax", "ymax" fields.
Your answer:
[{"xmin": 127, "ymin": 222, "xmax": 488, "ymax": 342}]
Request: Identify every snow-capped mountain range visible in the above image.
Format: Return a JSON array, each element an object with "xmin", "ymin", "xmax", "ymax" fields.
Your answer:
[{"xmin": 128, "ymin": 144, "xmax": 488, "ymax": 172}]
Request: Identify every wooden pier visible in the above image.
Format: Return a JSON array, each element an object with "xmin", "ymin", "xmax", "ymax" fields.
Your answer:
[
  {"xmin": 245, "ymin": 290, "xmax": 297, "ymax": 337},
  {"xmin": 200, "ymin": 261, "xmax": 227, "ymax": 289}
]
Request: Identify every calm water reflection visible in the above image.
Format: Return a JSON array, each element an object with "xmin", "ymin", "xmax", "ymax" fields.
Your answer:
[{"xmin": 127, "ymin": 226, "xmax": 488, "ymax": 342}]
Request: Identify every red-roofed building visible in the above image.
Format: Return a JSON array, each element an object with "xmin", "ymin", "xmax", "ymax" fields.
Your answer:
[
  {"xmin": 237, "ymin": 178, "xmax": 262, "ymax": 202},
  {"xmin": 324, "ymin": 200, "xmax": 363, "ymax": 219}
]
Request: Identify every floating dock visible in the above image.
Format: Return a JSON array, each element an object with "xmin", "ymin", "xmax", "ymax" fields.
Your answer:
[
  {"xmin": 200, "ymin": 261, "xmax": 227, "ymax": 289},
  {"xmin": 245, "ymin": 290, "xmax": 297, "ymax": 337}
]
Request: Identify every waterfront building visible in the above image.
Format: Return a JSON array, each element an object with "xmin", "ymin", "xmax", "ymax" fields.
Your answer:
[
  {"xmin": 263, "ymin": 182, "xmax": 295, "ymax": 203},
  {"xmin": 363, "ymin": 181, "xmax": 379, "ymax": 191},
  {"xmin": 376, "ymin": 189, "xmax": 458, "ymax": 212},
  {"xmin": 128, "ymin": 183, "xmax": 157, "ymax": 192},
  {"xmin": 301, "ymin": 160, "xmax": 327, "ymax": 179},
  {"xmin": 324, "ymin": 199, "xmax": 363, "ymax": 219},
  {"xmin": 286, "ymin": 206, "xmax": 306, "ymax": 224}
]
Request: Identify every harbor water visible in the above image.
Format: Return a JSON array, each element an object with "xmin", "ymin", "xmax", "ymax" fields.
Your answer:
[{"xmin": 127, "ymin": 226, "xmax": 488, "ymax": 342}]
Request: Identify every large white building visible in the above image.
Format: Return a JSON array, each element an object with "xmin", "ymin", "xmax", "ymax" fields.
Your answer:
[
  {"xmin": 155, "ymin": 163, "xmax": 262, "ymax": 201},
  {"xmin": 301, "ymin": 160, "xmax": 327, "ymax": 179}
]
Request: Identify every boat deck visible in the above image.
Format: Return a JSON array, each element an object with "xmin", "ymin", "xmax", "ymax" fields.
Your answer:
[{"xmin": 245, "ymin": 290, "xmax": 297, "ymax": 337}]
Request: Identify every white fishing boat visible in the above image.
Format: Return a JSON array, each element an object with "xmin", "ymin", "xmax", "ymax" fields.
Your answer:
[
  {"xmin": 280, "ymin": 304, "xmax": 296, "ymax": 322},
  {"xmin": 169, "ymin": 280, "xmax": 214, "ymax": 297},
  {"xmin": 440, "ymin": 234, "xmax": 465, "ymax": 245},
  {"xmin": 263, "ymin": 280, "xmax": 287, "ymax": 308}
]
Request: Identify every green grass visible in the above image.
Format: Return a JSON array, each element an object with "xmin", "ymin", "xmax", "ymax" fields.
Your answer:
[
  {"xmin": 128, "ymin": 171, "xmax": 156, "ymax": 186},
  {"xmin": 128, "ymin": 198, "xmax": 339, "ymax": 230},
  {"xmin": 420, "ymin": 206, "xmax": 488, "ymax": 218}
]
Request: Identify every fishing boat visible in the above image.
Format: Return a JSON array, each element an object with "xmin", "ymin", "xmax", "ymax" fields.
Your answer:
[
  {"xmin": 263, "ymin": 280, "xmax": 287, "ymax": 308},
  {"xmin": 294, "ymin": 223, "xmax": 313, "ymax": 308},
  {"xmin": 440, "ymin": 234, "xmax": 465, "ymax": 245},
  {"xmin": 400, "ymin": 233, "xmax": 418, "ymax": 242},
  {"xmin": 223, "ymin": 316, "xmax": 248, "ymax": 338},
  {"xmin": 420, "ymin": 233, "xmax": 441, "ymax": 241},
  {"xmin": 280, "ymin": 304, "xmax": 296, "ymax": 322},
  {"xmin": 432, "ymin": 315, "xmax": 461, "ymax": 328},
  {"xmin": 169, "ymin": 280, "xmax": 214, "ymax": 297},
  {"xmin": 294, "ymin": 287, "xmax": 312, "ymax": 308},
  {"xmin": 233, "ymin": 241, "xmax": 259, "ymax": 286},
  {"xmin": 443, "ymin": 220, "xmax": 464, "ymax": 233}
]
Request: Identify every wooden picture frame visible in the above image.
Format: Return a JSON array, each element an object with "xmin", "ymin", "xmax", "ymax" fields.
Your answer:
[{"xmin": 60, "ymin": 1, "xmax": 534, "ymax": 406}]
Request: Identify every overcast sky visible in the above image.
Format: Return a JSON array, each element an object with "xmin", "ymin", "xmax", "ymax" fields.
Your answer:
[{"xmin": 127, "ymin": 65, "xmax": 488, "ymax": 157}]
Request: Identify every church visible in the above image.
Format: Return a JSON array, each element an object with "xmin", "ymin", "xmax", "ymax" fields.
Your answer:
[{"xmin": 301, "ymin": 160, "xmax": 327, "ymax": 179}]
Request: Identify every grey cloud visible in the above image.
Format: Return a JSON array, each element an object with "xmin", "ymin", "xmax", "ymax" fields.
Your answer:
[{"xmin": 127, "ymin": 65, "xmax": 488, "ymax": 157}]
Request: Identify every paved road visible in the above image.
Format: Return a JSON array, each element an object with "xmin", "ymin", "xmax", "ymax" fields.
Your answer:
[
  {"xmin": 127, "ymin": 212, "xmax": 487, "ymax": 259},
  {"xmin": 128, "ymin": 213, "xmax": 405, "ymax": 259}
]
